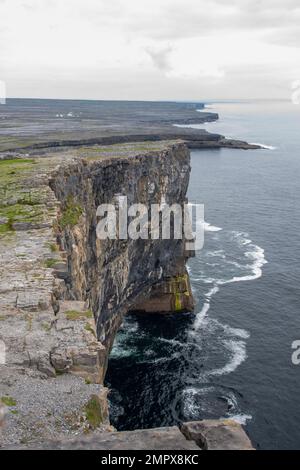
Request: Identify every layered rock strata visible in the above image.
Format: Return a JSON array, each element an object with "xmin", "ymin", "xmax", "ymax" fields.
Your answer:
[{"xmin": 0, "ymin": 141, "xmax": 194, "ymax": 446}]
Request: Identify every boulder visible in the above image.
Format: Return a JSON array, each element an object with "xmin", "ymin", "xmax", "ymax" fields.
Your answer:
[{"xmin": 181, "ymin": 419, "xmax": 254, "ymax": 450}]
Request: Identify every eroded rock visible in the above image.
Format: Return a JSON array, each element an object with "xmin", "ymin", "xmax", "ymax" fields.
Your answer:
[{"xmin": 181, "ymin": 419, "xmax": 254, "ymax": 450}]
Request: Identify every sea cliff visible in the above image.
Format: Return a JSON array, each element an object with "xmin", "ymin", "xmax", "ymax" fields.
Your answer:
[
  {"xmin": 0, "ymin": 141, "xmax": 195, "ymax": 446},
  {"xmin": 0, "ymin": 139, "xmax": 252, "ymax": 450}
]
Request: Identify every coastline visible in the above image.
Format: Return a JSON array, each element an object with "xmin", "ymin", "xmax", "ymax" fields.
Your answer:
[
  {"xmin": 0, "ymin": 99, "xmax": 260, "ymax": 155},
  {"xmin": 0, "ymin": 102, "xmax": 257, "ymax": 450}
]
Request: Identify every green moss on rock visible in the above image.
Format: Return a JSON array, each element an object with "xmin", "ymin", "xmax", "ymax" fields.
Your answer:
[
  {"xmin": 84, "ymin": 322, "xmax": 96, "ymax": 338},
  {"xmin": 59, "ymin": 196, "xmax": 83, "ymax": 229},
  {"xmin": 1, "ymin": 396, "xmax": 17, "ymax": 407},
  {"xmin": 44, "ymin": 258, "xmax": 60, "ymax": 269},
  {"xmin": 84, "ymin": 395, "xmax": 103, "ymax": 429},
  {"xmin": 65, "ymin": 310, "xmax": 93, "ymax": 321}
]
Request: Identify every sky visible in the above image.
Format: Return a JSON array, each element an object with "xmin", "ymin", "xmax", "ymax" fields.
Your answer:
[{"xmin": 0, "ymin": 0, "xmax": 300, "ymax": 101}]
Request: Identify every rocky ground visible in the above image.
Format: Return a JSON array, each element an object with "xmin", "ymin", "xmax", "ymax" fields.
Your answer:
[
  {"xmin": 0, "ymin": 372, "xmax": 109, "ymax": 446},
  {"xmin": 0, "ymin": 99, "xmax": 260, "ymax": 154},
  {"xmin": 3, "ymin": 420, "xmax": 253, "ymax": 450}
]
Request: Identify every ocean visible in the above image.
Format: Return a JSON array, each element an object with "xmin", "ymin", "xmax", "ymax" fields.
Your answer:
[{"xmin": 106, "ymin": 100, "xmax": 300, "ymax": 449}]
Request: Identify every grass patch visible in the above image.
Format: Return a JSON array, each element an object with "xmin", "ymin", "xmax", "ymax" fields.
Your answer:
[
  {"xmin": 0, "ymin": 220, "xmax": 15, "ymax": 234},
  {"xmin": 84, "ymin": 395, "xmax": 103, "ymax": 429},
  {"xmin": 44, "ymin": 258, "xmax": 59, "ymax": 269},
  {"xmin": 46, "ymin": 242, "xmax": 58, "ymax": 253},
  {"xmin": 65, "ymin": 310, "xmax": 93, "ymax": 321},
  {"xmin": 1, "ymin": 396, "xmax": 17, "ymax": 407},
  {"xmin": 59, "ymin": 196, "xmax": 83, "ymax": 229},
  {"xmin": 0, "ymin": 158, "xmax": 35, "ymax": 167},
  {"xmin": 0, "ymin": 158, "xmax": 41, "ymax": 211},
  {"xmin": 16, "ymin": 195, "xmax": 42, "ymax": 206},
  {"xmin": 84, "ymin": 322, "xmax": 96, "ymax": 338},
  {"xmin": 42, "ymin": 322, "xmax": 52, "ymax": 332},
  {"xmin": 0, "ymin": 203, "xmax": 43, "ymax": 221}
]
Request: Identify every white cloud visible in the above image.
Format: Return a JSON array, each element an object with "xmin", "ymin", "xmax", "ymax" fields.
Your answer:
[{"xmin": 0, "ymin": 0, "xmax": 299, "ymax": 100}]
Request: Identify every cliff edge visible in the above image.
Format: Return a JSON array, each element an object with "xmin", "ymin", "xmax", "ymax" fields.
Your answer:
[{"xmin": 0, "ymin": 140, "xmax": 253, "ymax": 450}]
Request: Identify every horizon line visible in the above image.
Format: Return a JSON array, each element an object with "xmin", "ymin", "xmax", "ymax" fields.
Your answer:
[{"xmin": 3, "ymin": 97, "xmax": 290, "ymax": 104}]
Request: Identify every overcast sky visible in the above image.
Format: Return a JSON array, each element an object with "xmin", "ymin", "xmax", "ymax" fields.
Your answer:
[{"xmin": 1, "ymin": 0, "xmax": 300, "ymax": 101}]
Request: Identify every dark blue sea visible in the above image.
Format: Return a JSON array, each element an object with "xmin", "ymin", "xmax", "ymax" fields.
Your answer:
[{"xmin": 106, "ymin": 101, "xmax": 300, "ymax": 450}]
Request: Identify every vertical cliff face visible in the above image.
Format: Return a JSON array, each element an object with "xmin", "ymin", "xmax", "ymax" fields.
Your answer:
[{"xmin": 50, "ymin": 141, "xmax": 194, "ymax": 376}]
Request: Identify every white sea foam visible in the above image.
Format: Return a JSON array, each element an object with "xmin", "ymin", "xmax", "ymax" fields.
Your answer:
[
  {"xmin": 227, "ymin": 414, "xmax": 252, "ymax": 425},
  {"xmin": 173, "ymin": 124, "xmax": 192, "ymax": 128},
  {"xmin": 221, "ymin": 322, "xmax": 250, "ymax": 340},
  {"xmin": 110, "ymin": 343, "xmax": 136, "ymax": 359},
  {"xmin": 192, "ymin": 302, "xmax": 210, "ymax": 331},
  {"xmin": 141, "ymin": 351, "xmax": 181, "ymax": 365},
  {"xmin": 158, "ymin": 337, "xmax": 184, "ymax": 347},
  {"xmin": 182, "ymin": 387, "xmax": 208, "ymax": 418},
  {"xmin": 197, "ymin": 105, "xmax": 215, "ymax": 111},
  {"xmin": 207, "ymin": 339, "xmax": 247, "ymax": 377},
  {"xmin": 220, "ymin": 395, "xmax": 253, "ymax": 424},
  {"xmin": 189, "ymin": 275, "xmax": 217, "ymax": 283},
  {"xmin": 191, "ymin": 228, "xmax": 266, "ymax": 345},
  {"xmin": 203, "ymin": 222, "xmax": 223, "ymax": 232},
  {"xmin": 207, "ymin": 249, "xmax": 226, "ymax": 258},
  {"xmin": 182, "ymin": 388, "xmax": 198, "ymax": 418},
  {"xmin": 250, "ymin": 142, "xmax": 277, "ymax": 150},
  {"xmin": 182, "ymin": 387, "xmax": 252, "ymax": 423},
  {"xmin": 221, "ymin": 243, "xmax": 267, "ymax": 284},
  {"xmin": 191, "ymin": 285, "xmax": 220, "ymax": 332},
  {"xmin": 207, "ymin": 286, "xmax": 220, "ymax": 298}
]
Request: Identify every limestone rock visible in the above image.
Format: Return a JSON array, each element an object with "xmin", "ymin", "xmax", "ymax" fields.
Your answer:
[
  {"xmin": 132, "ymin": 269, "xmax": 194, "ymax": 313},
  {"xmin": 20, "ymin": 426, "xmax": 200, "ymax": 450},
  {"xmin": 181, "ymin": 419, "xmax": 254, "ymax": 450},
  {"xmin": 0, "ymin": 403, "xmax": 6, "ymax": 428}
]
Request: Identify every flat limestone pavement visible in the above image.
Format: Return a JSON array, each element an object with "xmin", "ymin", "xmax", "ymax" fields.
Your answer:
[
  {"xmin": 20, "ymin": 426, "xmax": 200, "ymax": 450},
  {"xmin": 6, "ymin": 420, "xmax": 254, "ymax": 450}
]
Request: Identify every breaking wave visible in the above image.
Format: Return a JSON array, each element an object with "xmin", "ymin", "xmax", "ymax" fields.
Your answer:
[
  {"xmin": 250, "ymin": 142, "xmax": 277, "ymax": 150},
  {"xmin": 181, "ymin": 224, "xmax": 267, "ymax": 421}
]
